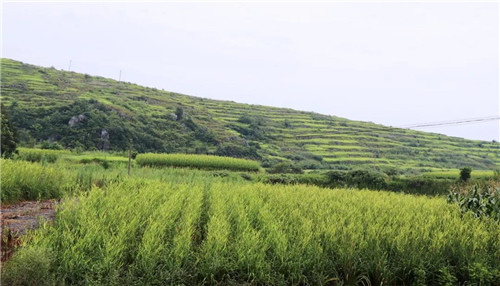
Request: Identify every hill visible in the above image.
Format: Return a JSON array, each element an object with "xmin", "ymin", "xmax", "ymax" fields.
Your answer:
[{"xmin": 1, "ymin": 58, "xmax": 499, "ymax": 171}]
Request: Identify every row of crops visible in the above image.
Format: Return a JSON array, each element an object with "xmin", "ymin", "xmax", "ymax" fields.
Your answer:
[
  {"xmin": 11, "ymin": 148, "xmax": 262, "ymax": 172},
  {"xmin": 3, "ymin": 174, "xmax": 499, "ymax": 285},
  {"xmin": 135, "ymin": 153, "xmax": 261, "ymax": 172}
]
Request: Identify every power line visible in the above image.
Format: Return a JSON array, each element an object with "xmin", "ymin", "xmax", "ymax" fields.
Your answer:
[
  {"xmin": 399, "ymin": 116, "xmax": 500, "ymax": 129},
  {"xmin": 399, "ymin": 115, "xmax": 499, "ymax": 127}
]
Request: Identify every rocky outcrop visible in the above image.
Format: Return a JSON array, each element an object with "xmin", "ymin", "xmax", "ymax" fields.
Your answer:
[
  {"xmin": 68, "ymin": 114, "xmax": 86, "ymax": 127},
  {"xmin": 99, "ymin": 129, "xmax": 110, "ymax": 151}
]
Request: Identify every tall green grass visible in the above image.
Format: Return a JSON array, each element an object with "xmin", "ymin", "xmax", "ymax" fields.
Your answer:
[
  {"xmin": 136, "ymin": 153, "xmax": 261, "ymax": 172},
  {"xmin": 15, "ymin": 148, "xmax": 69, "ymax": 163},
  {"xmin": 4, "ymin": 178, "xmax": 499, "ymax": 285},
  {"xmin": 0, "ymin": 159, "xmax": 73, "ymax": 203}
]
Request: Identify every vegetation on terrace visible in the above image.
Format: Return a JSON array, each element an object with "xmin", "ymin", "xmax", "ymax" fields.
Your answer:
[
  {"xmin": 1, "ymin": 58, "xmax": 499, "ymax": 171},
  {"xmin": 136, "ymin": 153, "xmax": 261, "ymax": 172}
]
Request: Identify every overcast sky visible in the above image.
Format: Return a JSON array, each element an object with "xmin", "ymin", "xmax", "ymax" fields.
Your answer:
[{"xmin": 2, "ymin": 1, "xmax": 499, "ymax": 141}]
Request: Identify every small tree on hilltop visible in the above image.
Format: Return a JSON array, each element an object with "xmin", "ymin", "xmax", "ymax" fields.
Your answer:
[{"xmin": 459, "ymin": 167, "xmax": 472, "ymax": 182}]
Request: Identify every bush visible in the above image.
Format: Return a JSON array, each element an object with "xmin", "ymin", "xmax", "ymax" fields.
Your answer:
[
  {"xmin": 324, "ymin": 170, "xmax": 347, "ymax": 188},
  {"xmin": 460, "ymin": 167, "xmax": 472, "ymax": 182},
  {"xmin": 346, "ymin": 170, "xmax": 388, "ymax": 189},
  {"xmin": 79, "ymin": 158, "xmax": 110, "ymax": 169},
  {"xmin": 214, "ymin": 143, "xmax": 261, "ymax": 160},
  {"xmin": 387, "ymin": 177, "xmax": 453, "ymax": 196},
  {"xmin": 1, "ymin": 246, "xmax": 54, "ymax": 286},
  {"xmin": 39, "ymin": 141, "xmax": 64, "ymax": 150},
  {"xmin": 267, "ymin": 162, "xmax": 303, "ymax": 174},
  {"xmin": 324, "ymin": 169, "xmax": 388, "ymax": 190},
  {"xmin": 260, "ymin": 173, "xmax": 326, "ymax": 186}
]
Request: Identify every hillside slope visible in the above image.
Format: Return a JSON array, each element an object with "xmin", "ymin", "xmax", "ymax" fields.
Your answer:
[{"xmin": 1, "ymin": 58, "xmax": 499, "ymax": 170}]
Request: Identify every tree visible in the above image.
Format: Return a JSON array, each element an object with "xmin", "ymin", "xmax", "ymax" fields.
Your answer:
[
  {"xmin": 175, "ymin": 107, "xmax": 184, "ymax": 121},
  {"xmin": 459, "ymin": 167, "xmax": 472, "ymax": 182},
  {"xmin": 1, "ymin": 104, "xmax": 19, "ymax": 158}
]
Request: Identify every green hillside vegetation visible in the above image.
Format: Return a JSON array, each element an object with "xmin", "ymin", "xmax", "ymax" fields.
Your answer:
[{"xmin": 1, "ymin": 58, "xmax": 499, "ymax": 172}]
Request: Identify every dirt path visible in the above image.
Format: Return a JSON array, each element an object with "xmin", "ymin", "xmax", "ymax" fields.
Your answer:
[{"xmin": 1, "ymin": 200, "xmax": 58, "ymax": 263}]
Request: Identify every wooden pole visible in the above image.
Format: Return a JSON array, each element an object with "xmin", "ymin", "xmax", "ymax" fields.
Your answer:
[{"xmin": 128, "ymin": 139, "xmax": 132, "ymax": 176}]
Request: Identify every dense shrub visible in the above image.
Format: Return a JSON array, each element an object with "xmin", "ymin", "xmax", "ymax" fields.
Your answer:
[
  {"xmin": 79, "ymin": 158, "xmax": 111, "ymax": 169},
  {"xmin": 460, "ymin": 167, "xmax": 472, "ymax": 182},
  {"xmin": 1, "ymin": 103, "xmax": 18, "ymax": 158},
  {"xmin": 346, "ymin": 169, "xmax": 388, "ymax": 189},
  {"xmin": 387, "ymin": 177, "xmax": 453, "ymax": 196},
  {"xmin": 267, "ymin": 161, "xmax": 303, "ymax": 174},
  {"xmin": 39, "ymin": 141, "xmax": 64, "ymax": 150},
  {"xmin": 260, "ymin": 173, "xmax": 326, "ymax": 186},
  {"xmin": 214, "ymin": 143, "xmax": 261, "ymax": 160},
  {"xmin": 324, "ymin": 169, "xmax": 388, "ymax": 190}
]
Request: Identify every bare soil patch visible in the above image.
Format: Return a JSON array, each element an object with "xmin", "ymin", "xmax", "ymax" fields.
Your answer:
[{"xmin": 1, "ymin": 200, "xmax": 58, "ymax": 263}]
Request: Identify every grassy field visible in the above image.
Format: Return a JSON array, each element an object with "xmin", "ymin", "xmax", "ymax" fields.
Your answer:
[
  {"xmin": 136, "ymin": 153, "xmax": 261, "ymax": 172},
  {"xmin": 2, "ymin": 169, "xmax": 499, "ymax": 285},
  {"xmin": 15, "ymin": 148, "xmax": 70, "ymax": 163},
  {"xmin": 3, "ymin": 149, "xmax": 500, "ymax": 285},
  {"xmin": 2, "ymin": 58, "xmax": 499, "ymax": 171},
  {"xmin": 1, "ymin": 160, "xmax": 74, "ymax": 203},
  {"xmin": 5, "ymin": 148, "xmax": 498, "ymax": 200}
]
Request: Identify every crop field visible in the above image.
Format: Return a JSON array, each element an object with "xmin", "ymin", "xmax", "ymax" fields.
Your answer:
[
  {"xmin": 2, "ymin": 171, "xmax": 499, "ymax": 285},
  {"xmin": 1, "ymin": 160, "xmax": 73, "ymax": 203},
  {"xmin": 15, "ymin": 148, "xmax": 129, "ymax": 164},
  {"xmin": 136, "ymin": 153, "xmax": 261, "ymax": 172},
  {"xmin": 16, "ymin": 148, "xmax": 70, "ymax": 163}
]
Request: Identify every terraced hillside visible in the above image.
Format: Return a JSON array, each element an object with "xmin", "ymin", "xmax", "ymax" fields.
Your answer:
[{"xmin": 1, "ymin": 58, "xmax": 499, "ymax": 170}]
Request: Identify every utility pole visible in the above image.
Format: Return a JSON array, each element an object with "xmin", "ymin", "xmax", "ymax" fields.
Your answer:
[
  {"xmin": 68, "ymin": 60, "xmax": 72, "ymax": 71},
  {"xmin": 128, "ymin": 139, "xmax": 132, "ymax": 176}
]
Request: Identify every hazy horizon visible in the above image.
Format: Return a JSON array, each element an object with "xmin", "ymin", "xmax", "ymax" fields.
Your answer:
[{"xmin": 2, "ymin": 2, "xmax": 499, "ymax": 141}]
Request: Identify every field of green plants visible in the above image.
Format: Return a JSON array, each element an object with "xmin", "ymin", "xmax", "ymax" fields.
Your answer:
[
  {"xmin": 136, "ymin": 153, "xmax": 261, "ymax": 172},
  {"xmin": 1, "ymin": 160, "xmax": 75, "ymax": 203},
  {"xmin": 2, "ymin": 154, "xmax": 500, "ymax": 285},
  {"xmin": 424, "ymin": 169, "xmax": 498, "ymax": 179}
]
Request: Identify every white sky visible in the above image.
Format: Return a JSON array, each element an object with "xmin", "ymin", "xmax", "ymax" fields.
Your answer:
[{"xmin": 2, "ymin": 1, "xmax": 499, "ymax": 141}]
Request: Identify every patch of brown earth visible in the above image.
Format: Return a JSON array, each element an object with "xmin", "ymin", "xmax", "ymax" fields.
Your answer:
[{"xmin": 1, "ymin": 200, "xmax": 58, "ymax": 263}]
